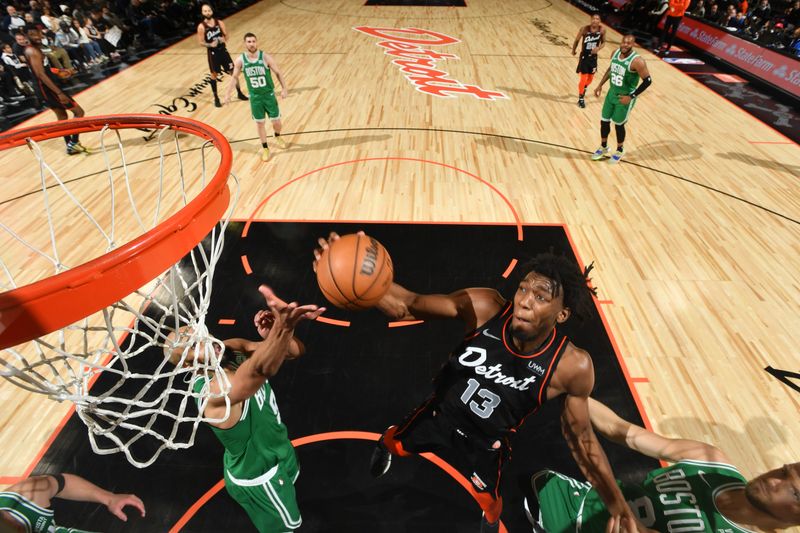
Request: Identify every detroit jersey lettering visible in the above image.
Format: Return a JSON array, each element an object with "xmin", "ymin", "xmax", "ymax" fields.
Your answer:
[
  {"xmin": 203, "ymin": 21, "xmax": 223, "ymax": 46},
  {"xmin": 436, "ymin": 302, "xmax": 569, "ymax": 438},
  {"xmin": 581, "ymin": 30, "xmax": 602, "ymax": 57}
]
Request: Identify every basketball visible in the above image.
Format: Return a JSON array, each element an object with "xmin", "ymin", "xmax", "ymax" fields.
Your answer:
[{"xmin": 316, "ymin": 233, "xmax": 393, "ymax": 310}]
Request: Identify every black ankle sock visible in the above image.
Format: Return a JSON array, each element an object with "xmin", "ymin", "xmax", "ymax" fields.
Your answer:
[
  {"xmin": 262, "ymin": 142, "xmax": 268, "ymax": 148},
  {"xmin": 601, "ymin": 141, "xmax": 607, "ymax": 148},
  {"xmin": 274, "ymin": 132, "xmax": 280, "ymax": 137}
]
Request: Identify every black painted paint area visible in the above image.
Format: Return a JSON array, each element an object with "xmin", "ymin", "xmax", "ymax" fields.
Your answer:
[
  {"xmin": 365, "ymin": 0, "xmax": 466, "ymax": 5},
  {"xmin": 34, "ymin": 222, "xmax": 658, "ymax": 532}
]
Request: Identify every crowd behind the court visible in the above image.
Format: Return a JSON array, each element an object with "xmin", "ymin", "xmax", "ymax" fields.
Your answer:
[
  {"xmin": 0, "ymin": 0, "xmax": 245, "ymax": 117},
  {"xmin": 622, "ymin": 0, "xmax": 800, "ymax": 55}
]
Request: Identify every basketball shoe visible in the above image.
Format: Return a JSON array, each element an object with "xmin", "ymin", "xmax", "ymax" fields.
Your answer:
[
  {"xmin": 261, "ymin": 146, "xmax": 270, "ymax": 161},
  {"xmin": 369, "ymin": 437, "xmax": 392, "ymax": 477},
  {"xmin": 591, "ymin": 146, "xmax": 609, "ymax": 160}
]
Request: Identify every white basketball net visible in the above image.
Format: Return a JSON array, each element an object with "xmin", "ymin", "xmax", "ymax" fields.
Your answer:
[{"xmin": 0, "ymin": 121, "xmax": 239, "ymax": 468}]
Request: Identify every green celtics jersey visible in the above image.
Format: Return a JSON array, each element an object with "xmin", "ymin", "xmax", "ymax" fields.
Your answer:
[
  {"xmin": 547, "ymin": 460, "xmax": 754, "ymax": 532},
  {"xmin": 608, "ymin": 48, "xmax": 639, "ymax": 94},
  {"xmin": 241, "ymin": 51, "xmax": 274, "ymax": 96},
  {"xmin": 0, "ymin": 491, "xmax": 93, "ymax": 533},
  {"xmin": 194, "ymin": 369, "xmax": 297, "ymax": 482}
]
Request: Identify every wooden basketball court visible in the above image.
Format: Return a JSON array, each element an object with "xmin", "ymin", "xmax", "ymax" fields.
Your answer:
[{"xmin": 1, "ymin": 0, "xmax": 799, "ymax": 530}]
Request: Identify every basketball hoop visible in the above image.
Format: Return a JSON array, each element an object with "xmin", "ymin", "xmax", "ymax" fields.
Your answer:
[{"xmin": 0, "ymin": 114, "xmax": 239, "ymax": 467}]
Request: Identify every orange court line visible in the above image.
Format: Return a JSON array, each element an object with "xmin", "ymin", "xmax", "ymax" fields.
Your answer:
[
  {"xmin": 501, "ymin": 258, "xmax": 518, "ymax": 279},
  {"xmin": 562, "ymin": 225, "xmax": 656, "ymax": 433},
  {"xmin": 315, "ymin": 316, "xmax": 351, "ymax": 327},
  {"xmin": 168, "ymin": 431, "xmax": 508, "ymax": 533},
  {"xmin": 217, "ymin": 319, "xmax": 236, "ymax": 325},
  {"xmin": 388, "ymin": 320, "xmax": 425, "ymax": 328},
  {"xmin": 240, "ymin": 255, "xmax": 252, "ymax": 275}
]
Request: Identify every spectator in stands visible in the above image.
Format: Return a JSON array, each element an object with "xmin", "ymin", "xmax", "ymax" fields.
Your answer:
[
  {"xmin": 12, "ymin": 31, "xmax": 29, "ymax": 58},
  {"xmin": 72, "ymin": 18, "xmax": 105, "ymax": 64},
  {"xmin": 83, "ymin": 17, "xmax": 117, "ymax": 60},
  {"xmin": 705, "ymin": 2, "xmax": 721, "ymax": 21},
  {"xmin": 2, "ymin": 43, "xmax": 34, "ymax": 84},
  {"xmin": 729, "ymin": 10, "xmax": 749, "ymax": 29},
  {"xmin": 719, "ymin": 4, "xmax": 737, "ymax": 26},
  {"xmin": 29, "ymin": 0, "xmax": 43, "ymax": 21},
  {"xmin": 658, "ymin": 0, "xmax": 691, "ymax": 53},
  {"xmin": 55, "ymin": 20, "xmax": 87, "ymax": 68},
  {"xmin": 0, "ymin": 62, "xmax": 27, "ymax": 105},
  {"xmin": 126, "ymin": 0, "xmax": 161, "ymax": 43},
  {"xmin": 690, "ymin": 0, "xmax": 706, "ymax": 17},
  {"xmin": 788, "ymin": 26, "xmax": 800, "ymax": 54},
  {"xmin": 2, "ymin": 6, "xmax": 27, "ymax": 35},
  {"xmin": 99, "ymin": 5, "xmax": 131, "ymax": 49},
  {"xmin": 737, "ymin": 0, "xmax": 748, "ymax": 15},
  {"xmin": 647, "ymin": 0, "xmax": 670, "ymax": 32},
  {"xmin": 749, "ymin": 0, "xmax": 771, "ymax": 24},
  {"xmin": 39, "ymin": 6, "xmax": 60, "ymax": 33},
  {"xmin": 784, "ymin": 0, "xmax": 800, "ymax": 29},
  {"xmin": 40, "ymin": 29, "xmax": 74, "ymax": 71}
]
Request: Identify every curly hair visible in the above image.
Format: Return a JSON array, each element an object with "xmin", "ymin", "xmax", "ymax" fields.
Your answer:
[{"xmin": 519, "ymin": 253, "xmax": 597, "ymax": 323}]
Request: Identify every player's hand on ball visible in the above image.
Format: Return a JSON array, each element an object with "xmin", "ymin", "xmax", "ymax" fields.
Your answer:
[
  {"xmin": 254, "ymin": 309, "xmax": 275, "ymax": 339},
  {"xmin": 312, "ymin": 231, "xmax": 365, "ymax": 272}
]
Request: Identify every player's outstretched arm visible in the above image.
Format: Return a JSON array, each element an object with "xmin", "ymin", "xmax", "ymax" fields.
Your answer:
[
  {"xmin": 312, "ymin": 232, "xmax": 504, "ymax": 328},
  {"xmin": 219, "ymin": 286, "xmax": 323, "ymax": 405},
  {"xmin": 588, "ymin": 398, "xmax": 729, "ymax": 464},
  {"xmin": 559, "ymin": 349, "xmax": 654, "ymax": 533},
  {"xmin": 254, "ymin": 309, "xmax": 305, "ymax": 358},
  {"xmin": 8, "ymin": 474, "xmax": 145, "ymax": 521},
  {"xmin": 224, "ymin": 57, "xmax": 243, "ymax": 104}
]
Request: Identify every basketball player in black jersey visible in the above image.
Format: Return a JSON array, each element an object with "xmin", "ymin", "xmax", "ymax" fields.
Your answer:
[
  {"xmin": 572, "ymin": 14, "xmax": 605, "ymax": 108},
  {"xmin": 313, "ymin": 234, "xmax": 653, "ymax": 533},
  {"xmin": 197, "ymin": 3, "xmax": 246, "ymax": 108},
  {"xmin": 24, "ymin": 27, "xmax": 88, "ymax": 155}
]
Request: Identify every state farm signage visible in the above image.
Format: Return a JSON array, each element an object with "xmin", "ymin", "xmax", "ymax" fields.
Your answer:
[
  {"xmin": 676, "ymin": 17, "xmax": 800, "ymax": 98},
  {"xmin": 353, "ymin": 26, "xmax": 508, "ymax": 100}
]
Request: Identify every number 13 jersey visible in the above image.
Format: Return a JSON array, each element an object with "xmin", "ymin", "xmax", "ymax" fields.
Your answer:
[{"xmin": 435, "ymin": 302, "xmax": 570, "ymax": 439}]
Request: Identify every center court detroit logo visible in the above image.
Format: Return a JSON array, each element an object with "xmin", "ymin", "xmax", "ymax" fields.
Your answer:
[{"xmin": 353, "ymin": 26, "xmax": 507, "ymax": 100}]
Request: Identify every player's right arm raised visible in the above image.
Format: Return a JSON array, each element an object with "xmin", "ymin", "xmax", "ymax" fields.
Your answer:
[
  {"xmin": 224, "ymin": 56, "xmax": 243, "ymax": 104},
  {"xmin": 313, "ymin": 232, "xmax": 504, "ymax": 329},
  {"xmin": 217, "ymin": 286, "xmax": 323, "ymax": 405}
]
